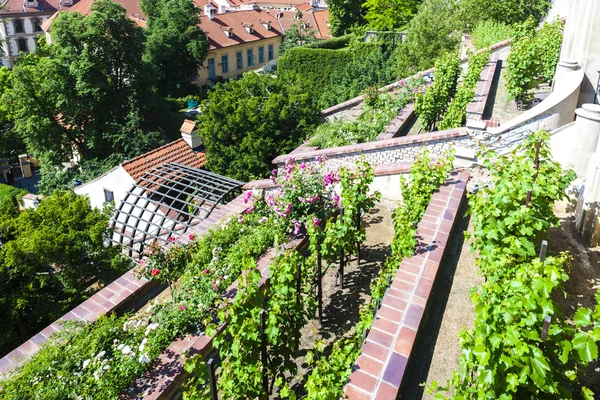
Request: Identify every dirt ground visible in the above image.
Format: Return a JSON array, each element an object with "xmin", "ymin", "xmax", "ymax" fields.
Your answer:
[
  {"xmin": 288, "ymin": 203, "xmax": 395, "ymax": 396},
  {"xmin": 487, "ymin": 62, "xmax": 521, "ymax": 124},
  {"xmin": 406, "ymin": 207, "xmax": 600, "ymax": 399}
]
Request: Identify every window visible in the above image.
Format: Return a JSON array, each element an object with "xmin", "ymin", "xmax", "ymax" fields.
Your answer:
[
  {"xmin": 207, "ymin": 58, "xmax": 216, "ymax": 79},
  {"xmin": 258, "ymin": 46, "xmax": 264, "ymax": 64},
  {"xmin": 32, "ymin": 19, "xmax": 42, "ymax": 32},
  {"xmin": 17, "ymin": 38, "xmax": 28, "ymax": 53},
  {"xmin": 268, "ymin": 44, "xmax": 274, "ymax": 61},
  {"xmin": 236, "ymin": 51, "xmax": 243, "ymax": 70},
  {"xmin": 14, "ymin": 19, "xmax": 24, "ymax": 34},
  {"xmin": 247, "ymin": 49, "xmax": 254, "ymax": 67},
  {"xmin": 221, "ymin": 55, "xmax": 229, "ymax": 74},
  {"xmin": 104, "ymin": 189, "xmax": 114, "ymax": 203}
]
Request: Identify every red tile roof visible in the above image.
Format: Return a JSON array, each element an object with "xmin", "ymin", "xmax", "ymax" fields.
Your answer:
[
  {"xmin": 295, "ymin": 2, "xmax": 312, "ymax": 12},
  {"xmin": 199, "ymin": 9, "xmax": 283, "ymax": 50},
  {"xmin": 68, "ymin": 0, "xmax": 142, "ymax": 16},
  {"xmin": 42, "ymin": 0, "xmax": 146, "ymax": 28},
  {"xmin": 312, "ymin": 9, "xmax": 330, "ymax": 39},
  {"xmin": 122, "ymin": 138, "xmax": 207, "ymax": 181},
  {"xmin": 267, "ymin": 8, "xmax": 330, "ymax": 40},
  {"xmin": 0, "ymin": 0, "xmax": 77, "ymax": 14}
]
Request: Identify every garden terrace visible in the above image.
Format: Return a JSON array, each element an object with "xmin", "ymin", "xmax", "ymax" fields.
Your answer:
[
  {"xmin": 466, "ymin": 53, "xmax": 500, "ymax": 121},
  {"xmin": 110, "ymin": 160, "xmax": 419, "ymax": 399},
  {"xmin": 121, "ymin": 236, "xmax": 308, "ymax": 399},
  {"xmin": 344, "ymin": 171, "xmax": 469, "ymax": 399},
  {"xmin": 0, "ymin": 190, "xmax": 249, "ymax": 378}
]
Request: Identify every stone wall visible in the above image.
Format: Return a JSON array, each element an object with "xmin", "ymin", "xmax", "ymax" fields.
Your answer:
[{"xmin": 273, "ymin": 129, "xmax": 471, "ymax": 171}]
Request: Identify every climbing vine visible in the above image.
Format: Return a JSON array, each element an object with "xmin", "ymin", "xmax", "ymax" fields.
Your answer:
[
  {"xmin": 415, "ymin": 52, "xmax": 461, "ymax": 131},
  {"xmin": 505, "ymin": 18, "xmax": 563, "ymax": 103},
  {"xmin": 429, "ymin": 131, "xmax": 600, "ymax": 399},
  {"xmin": 438, "ymin": 50, "xmax": 491, "ymax": 130}
]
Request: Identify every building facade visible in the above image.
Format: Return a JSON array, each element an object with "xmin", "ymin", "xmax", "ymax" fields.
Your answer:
[
  {"xmin": 0, "ymin": 0, "xmax": 74, "ymax": 67},
  {"xmin": 197, "ymin": 8, "xmax": 283, "ymax": 87}
]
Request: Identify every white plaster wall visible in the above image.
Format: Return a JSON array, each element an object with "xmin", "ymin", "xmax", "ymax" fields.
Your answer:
[
  {"xmin": 371, "ymin": 174, "xmax": 404, "ymax": 202},
  {"xmin": 549, "ymin": 121, "xmax": 581, "ymax": 172},
  {"xmin": 546, "ymin": 0, "xmax": 570, "ymax": 22},
  {"xmin": 74, "ymin": 166, "xmax": 136, "ymax": 209},
  {"xmin": 559, "ymin": 0, "xmax": 600, "ymax": 105}
]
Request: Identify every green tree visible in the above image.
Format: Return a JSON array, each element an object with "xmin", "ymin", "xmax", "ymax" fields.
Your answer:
[
  {"xmin": 326, "ymin": 0, "xmax": 366, "ymax": 36},
  {"xmin": 198, "ymin": 73, "xmax": 319, "ymax": 181},
  {"xmin": 3, "ymin": 0, "xmax": 159, "ymax": 167},
  {"xmin": 279, "ymin": 20, "xmax": 317, "ymax": 55},
  {"xmin": 141, "ymin": 0, "xmax": 209, "ymax": 97},
  {"xmin": 395, "ymin": 0, "xmax": 461, "ymax": 76},
  {"xmin": 0, "ymin": 67, "xmax": 26, "ymax": 162},
  {"xmin": 364, "ymin": 0, "xmax": 420, "ymax": 31},
  {"xmin": 0, "ymin": 183, "xmax": 26, "ymax": 207},
  {"xmin": 0, "ymin": 191, "xmax": 130, "ymax": 356},
  {"xmin": 459, "ymin": 0, "xmax": 551, "ymax": 30}
]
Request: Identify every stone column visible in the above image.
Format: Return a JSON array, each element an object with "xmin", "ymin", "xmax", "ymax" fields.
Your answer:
[
  {"xmin": 573, "ymin": 104, "xmax": 600, "ymax": 244},
  {"xmin": 568, "ymin": 104, "xmax": 600, "ymax": 176}
]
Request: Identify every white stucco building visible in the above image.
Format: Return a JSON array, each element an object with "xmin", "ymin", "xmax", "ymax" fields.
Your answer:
[{"xmin": 0, "ymin": 0, "xmax": 76, "ymax": 67}]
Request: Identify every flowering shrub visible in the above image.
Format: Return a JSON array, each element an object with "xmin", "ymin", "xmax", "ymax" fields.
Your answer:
[
  {"xmin": 304, "ymin": 149, "xmax": 455, "ymax": 399},
  {"xmin": 270, "ymin": 156, "xmax": 339, "ymax": 230},
  {"xmin": 362, "ymin": 85, "xmax": 381, "ymax": 109}
]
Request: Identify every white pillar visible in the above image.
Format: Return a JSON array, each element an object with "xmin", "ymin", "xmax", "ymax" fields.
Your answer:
[{"xmin": 569, "ymin": 104, "xmax": 600, "ymax": 176}]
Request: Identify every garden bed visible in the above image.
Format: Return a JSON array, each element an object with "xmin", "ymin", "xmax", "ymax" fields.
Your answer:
[
  {"xmin": 417, "ymin": 212, "xmax": 600, "ymax": 398},
  {"xmin": 290, "ymin": 203, "xmax": 395, "ymax": 395}
]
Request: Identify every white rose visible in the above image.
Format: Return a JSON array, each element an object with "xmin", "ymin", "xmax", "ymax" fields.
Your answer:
[{"xmin": 82, "ymin": 359, "xmax": 91, "ymax": 369}]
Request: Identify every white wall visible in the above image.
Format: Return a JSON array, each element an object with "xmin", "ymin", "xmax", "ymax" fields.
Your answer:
[{"xmin": 74, "ymin": 165, "xmax": 136, "ymax": 209}]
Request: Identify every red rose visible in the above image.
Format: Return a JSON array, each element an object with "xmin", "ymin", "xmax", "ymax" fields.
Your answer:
[{"xmin": 151, "ymin": 268, "xmax": 160, "ymax": 277}]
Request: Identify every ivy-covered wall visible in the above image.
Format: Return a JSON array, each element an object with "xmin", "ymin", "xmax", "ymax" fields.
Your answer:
[{"xmin": 277, "ymin": 41, "xmax": 398, "ymax": 109}]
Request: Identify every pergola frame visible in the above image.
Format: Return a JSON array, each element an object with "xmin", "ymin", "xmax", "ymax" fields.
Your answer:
[{"xmin": 110, "ymin": 163, "xmax": 244, "ymax": 258}]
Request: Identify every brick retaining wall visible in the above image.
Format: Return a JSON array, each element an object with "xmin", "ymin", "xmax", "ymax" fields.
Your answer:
[
  {"xmin": 466, "ymin": 53, "xmax": 500, "ymax": 120},
  {"xmin": 273, "ymin": 128, "xmax": 470, "ymax": 170},
  {"xmin": 344, "ymin": 170, "xmax": 470, "ymax": 400}
]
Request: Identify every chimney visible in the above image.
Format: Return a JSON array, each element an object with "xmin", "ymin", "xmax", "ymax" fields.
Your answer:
[
  {"xmin": 180, "ymin": 120, "xmax": 202, "ymax": 149},
  {"xmin": 204, "ymin": 4, "xmax": 216, "ymax": 20}
]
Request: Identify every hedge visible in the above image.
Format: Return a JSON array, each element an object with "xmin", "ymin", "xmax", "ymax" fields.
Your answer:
[
  {"xmin": 304, "ymin": 33, "xmax": 354, "ymax": 49},
  {"xmin": 277, "ymin": 43, "xmax": 397, "ymax": 109},
  {"xmin": 277, "ymin": 47, "xmax": 355, "ymax": 103}
]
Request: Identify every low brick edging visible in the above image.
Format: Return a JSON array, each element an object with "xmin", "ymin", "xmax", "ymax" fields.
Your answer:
[
  {"xmin": 376, "ymin": 103, "xmax": 416, "ymax": 141},
  {"xmin": 344, "ymin": 170, "xmax": 470, "ymax": 400},
  {"xmin": 121, "ymin": 236, "xmax": 308, "ymax": 399},
  {"xmin": 0, "ymin": 269, "xmax": 155, "ymax": 377},
  {"xmin": 0, "ymin": 193, "xmax": 251, "ymax": 377},
  {"xmin": 273, "ymin": 128, "xmax": 469, "ymax": 170},
  {"xmin": 466, "ymin": 53, "xmax": 500, "ymax": 119}
]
